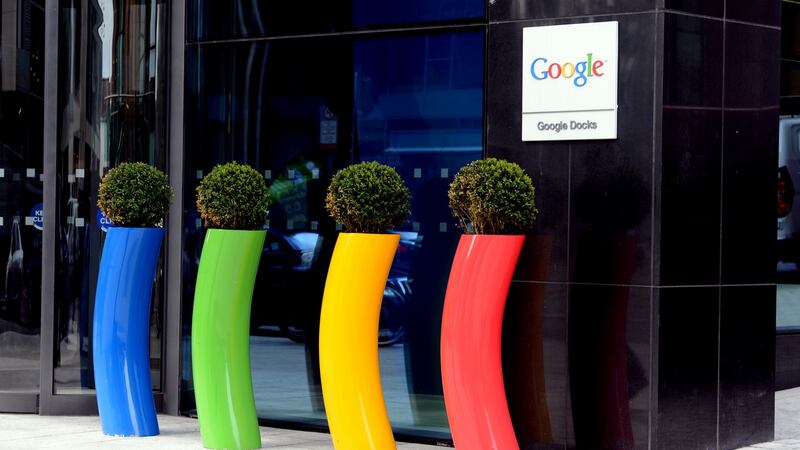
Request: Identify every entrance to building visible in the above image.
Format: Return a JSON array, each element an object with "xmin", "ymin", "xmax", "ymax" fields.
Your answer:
[
  {"xmin": 0, "ymin": 0, "xmax": 171, "ymax": 414},
  {"xmin": 0, "ymin": 0, "xmax": 45, "ymax": 414}
]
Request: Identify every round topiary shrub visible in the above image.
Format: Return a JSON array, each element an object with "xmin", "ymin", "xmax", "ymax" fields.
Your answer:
[
  {"xmin": 98, "ymin": 162, "xmax": 172, "ymax": 227},
  {"xmin": 325, "ymin": 161, "xmax": 411, "ymax": 234},
  {"xmin": 196, "ymin": 161, "xmax": 273, "ymax": 230},
  {"xmin": 448, "ymin": 158, "xmax": 538, "ymax": 234}
]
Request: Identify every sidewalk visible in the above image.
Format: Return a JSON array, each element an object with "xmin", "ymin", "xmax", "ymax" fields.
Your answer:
[
  {"xmin": 739, "ymin": 387, "xmax": 800, "ymax": 449},
  {"xmin": 6, "ymin": 387, "xmax": 800, "ymax": 449},
  {"xmin": 0, "ymin": 413, "xmax": 441, "ymax": 449}
]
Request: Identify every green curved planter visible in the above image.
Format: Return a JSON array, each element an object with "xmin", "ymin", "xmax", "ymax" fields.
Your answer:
[{"xmin": 192, "ymin": 229, "xmax": 266, "ymax": 450}]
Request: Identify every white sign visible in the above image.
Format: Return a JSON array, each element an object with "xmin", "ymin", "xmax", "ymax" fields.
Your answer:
[
  {"xmin": 522, "ymin": 21, "xmax": 619, "ymax": 141},
  {"xmin": 320, "ymin": 106, "xmax": 338, "ymax": 146}
]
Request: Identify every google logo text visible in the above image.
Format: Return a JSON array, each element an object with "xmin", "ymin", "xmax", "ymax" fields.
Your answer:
[{"xmin": 530, "ymin": 53, "xmax": 606, "ymax": 88}]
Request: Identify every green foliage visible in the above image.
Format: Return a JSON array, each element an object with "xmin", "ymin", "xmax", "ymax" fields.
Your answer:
[
  {"xmin": 97, "ymin": 162, "xmax": 172, "ymax": 227},
  {"xmin": 196, "ymin": 162, "xmax": 273, "ymax": 230},
  {"xmin": 325, "ymin": 161, "xmax": 411, "ymax": 233},
  {"xmin": 448, "ymin": 158, "xmax": 538, "ymax": 234}
]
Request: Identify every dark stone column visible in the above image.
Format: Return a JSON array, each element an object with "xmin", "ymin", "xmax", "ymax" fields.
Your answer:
[
  {"xmin": 488, "ymin": 1, "xmax": 779, "ymax": 449},
  {"xmin": 658, "ymin": 3, "xmax": 778, "ymax": 449}
]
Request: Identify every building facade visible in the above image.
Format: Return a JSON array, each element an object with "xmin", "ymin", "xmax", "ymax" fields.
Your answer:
[{"xmin": 0, "ymin": 0, "xmax": 786, "ymax": 449}]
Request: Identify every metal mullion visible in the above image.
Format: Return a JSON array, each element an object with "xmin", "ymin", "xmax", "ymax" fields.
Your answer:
[
  {"xmin": 0, "ymin": 393, "xmax": 38, "ymax": 413},
  {"xmin": 163, "ymin": 0, "xmax": 185, "ymax": 416},
  {"xmin": 39, "ymin": 0, "xmax": 60, "ymax": 414},
  {"xmin": 40, "ymin": 0, "xmax": 98, "ymax": 414}
]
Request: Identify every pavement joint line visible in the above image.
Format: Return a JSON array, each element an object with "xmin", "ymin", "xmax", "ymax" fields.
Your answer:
[{"xmin": 0, "ymin": 413, "xmax": 442, "ymax": 449}]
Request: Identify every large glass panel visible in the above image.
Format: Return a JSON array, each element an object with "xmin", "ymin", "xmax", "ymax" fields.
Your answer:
[
  {"xmin": 0, "ymin": 0, "xmax": 45, "ymax": 394},
  {"xmin": 183, "ymin": 36, "xmax": 354, "ymax": 426},
  {"xmin": 53, "ymin": 0, "xmax": 167, "ymax": 394},
  {"xmin": 778, "ymin": 1, "xmax": 800, "ymax": 334},
  {"xmin": 182, "ymin": 30, "xmax": 484, "ymax": 442},
  {"xmin": 353, "ymin": 33, "xmax": 483, "ymax": 438},
  {"xmin": 778, "ymin": 115, "xmax": 800, "ymax": 332},
  {"xmin": 351, "ymin": 0, "xmax": 484, "ymax": 28},
  {"xmin": 187, "ymin": 0, "xmax": 484, "ymax": 42}
]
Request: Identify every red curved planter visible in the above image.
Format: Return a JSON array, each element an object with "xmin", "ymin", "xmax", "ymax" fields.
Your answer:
[{"xmin": 440, "ymin": 234, "xmax": 524, "ymax": 450}]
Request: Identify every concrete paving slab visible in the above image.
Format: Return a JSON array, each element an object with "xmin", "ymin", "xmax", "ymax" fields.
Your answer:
[
  {"xmin": 0, "ymin": 414, "xmax": 442, "ymax": 449},
  {"xmin": 740, "ymin": 442, "xmax": 800, "ymax": 450},
  {"xmin": 16, "ymin": 386, "xmax": 800, "ymax": 448}
]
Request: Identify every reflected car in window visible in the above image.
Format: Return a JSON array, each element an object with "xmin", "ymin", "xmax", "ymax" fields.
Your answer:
[
  {"xmin": 250, "ymin": 228, "xmax": 416, "ymax": 347},
  {"xmin": 778, "ymin": 117, "xmax": 800, "ymax": 275}
]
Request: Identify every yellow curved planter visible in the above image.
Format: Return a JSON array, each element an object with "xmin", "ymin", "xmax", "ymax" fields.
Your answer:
[{"xmin": 319, "ymin": 233, "xmax": 400, "ymax": 450}]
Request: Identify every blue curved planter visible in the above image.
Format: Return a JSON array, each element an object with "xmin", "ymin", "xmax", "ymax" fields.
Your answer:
[{"xmin": 92, "ymin": 227, "xmax": 164, "ymax": 437}]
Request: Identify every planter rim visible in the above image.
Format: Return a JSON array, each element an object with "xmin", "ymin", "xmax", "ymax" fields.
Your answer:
[
  {"xmin": 461, "ymin": 233, "xmax": 526, "ymax": 237},
  {"xmin": 203, "ymin": 228, "xmax": 267, "ymax": 233},
  {"xmin": 337, "ymin": 232, "xmax": 401, "ymax": 236}
]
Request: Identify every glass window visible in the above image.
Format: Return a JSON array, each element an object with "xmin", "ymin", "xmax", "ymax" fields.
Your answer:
[
  {"xmin": 782, "ymin": 1, "xmax": 800, "ymax": 114},
  {"xmin": 182, "ymin": 30, "xmax": 485, "ymax": 441},
  {"xmin": 187, "ymin": 0, "xmax": 485, "ymax": 41},
  {"xmin": 353, "ymin": 32, "xmax": 484, "ymax": 438},
  {"xmin": 183, "ymin": 36, "xmax": 354, "ymax": 426},
  {"xmin": 352, "ymin": 0, "xmax": 484, "ymax": 28},
  {"xmin": 0, "ymin": 0, "xmax": 45, "ymax": 394},
  {"xmin": 778, "ymin": 117, "xmax": 800, "ymax": 333},
  {"xmin": 53, "ymin": 0, "xmax": 168, "ymax": 394},
  {"xmin": 778, "ymin": 1, "xmax": 800, "ymax": 334}
]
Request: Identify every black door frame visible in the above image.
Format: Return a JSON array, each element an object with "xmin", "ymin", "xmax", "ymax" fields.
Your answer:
[{"xmin": 31, "ymin": 0, "xmax": 184, "ymax": 416}]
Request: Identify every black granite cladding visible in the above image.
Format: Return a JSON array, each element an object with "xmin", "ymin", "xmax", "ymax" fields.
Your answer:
[
  {"xmin": 489, "ymin": 1, "xmax": 779, "ymax": 449},
  {"xmin": 489, "ymin": 0, "xmax": 657, "ymax": 22},
  {"xmin": 716, "ymin": 286, "xmax": 776, "ymax": 448},
  {"xmin": 656, "ymin": 287, "xmax": 719, "ymax": 449}
]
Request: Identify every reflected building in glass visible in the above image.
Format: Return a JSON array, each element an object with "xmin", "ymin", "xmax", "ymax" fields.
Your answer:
[
  {"xmin": 182, "ymin": 16, "xmax": 485, "ymax": 439},
  {"xmin": 52, "ymin": 0, "xmax": 167, "ymax": 395},
  {"xmin": 0, "ymin": 0, "xmax": 45, "ymax": 397},
  {"xmin": 0, "ymin": 0, "xmax": 787, "ymax": 448}
]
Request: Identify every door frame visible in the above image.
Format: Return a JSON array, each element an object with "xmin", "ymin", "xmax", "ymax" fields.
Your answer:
[
  {"xmin": 35, "ymin": 0, "xmax": 184, "ymax": 416},
  {"xmin": 38, "ymin": 0, "xmax": 95, "ymax": 415}
]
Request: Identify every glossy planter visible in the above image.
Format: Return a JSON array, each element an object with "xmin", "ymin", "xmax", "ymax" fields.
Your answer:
[
  {"xmin": 93, "ymin": 227, "xmax": 164, "ymax": 437},
  {"xmin": 319, "ymin": 233, "xmax": 399, "ymax": 450},
  {"xmin": 192, "ymin": 229, "xmax": 266, "ymax": 450},
  {"xmin": 440, "ymin": 234, "xmax": 525, "ymax": 450}
]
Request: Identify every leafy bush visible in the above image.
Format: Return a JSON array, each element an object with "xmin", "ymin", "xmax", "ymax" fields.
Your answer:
[
  {"xmin": 196, "ymin": 162, "xmax": 272, "ymax": 230},
  {"xmin": 448, "ymin": 158, "xmax": 538, "ymax": 234},
  {"xmin": 325, "ymin": 161, "xmax": 411, "ymax": 233},
  {"xmin": 97, "ymin": 162, "xmax": 172, "ymax": 227}
]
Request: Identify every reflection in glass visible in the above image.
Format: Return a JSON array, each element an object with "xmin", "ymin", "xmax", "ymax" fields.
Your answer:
[
  {"xmin": 778, "ymin": 116, "xmax": 800, "ymax": 335},
  {"xmin": 502, "ymin": 239, "xmax": 556, "ymax": 446},
  {"xmin": 352, "ymin": 0, "xmax": 483, "ymax": 28},
  {"xmin": 183, "ymin": 31, "xmax": 484, "ymax": 440},
  {"xmin": 54, "ymin": 0, "xmax": 167, "ymax": 394},
  {"xmin": 183, "ymin": 37, "xmax": 353, "ymax": 424},
  {"xmin": 187, "ymin": 0, "xmax": 484, "ymax": 41},
  {"xmin": 0, "ymin": 0, "xmax": 45, "ymax": 393},
  {"xmin": 779, "ymin": 0, "xmax": 800, "ymax": 353},
  {"xmin": 354, "ymin": 33, "xmax": 483, "ymax": 437},
  {"xmin": 569, "ymin": 160, "xmax": 650, "ymax": 448}
]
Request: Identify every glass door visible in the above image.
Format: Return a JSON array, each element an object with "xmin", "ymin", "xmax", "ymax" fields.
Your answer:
[
  {"xmin": 0, "ymin": 0, "xmax": 45, "ymax": 413},
  {"xmin": 38, "ymin": 0, "xmax": 169, "ymax": 414}
]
